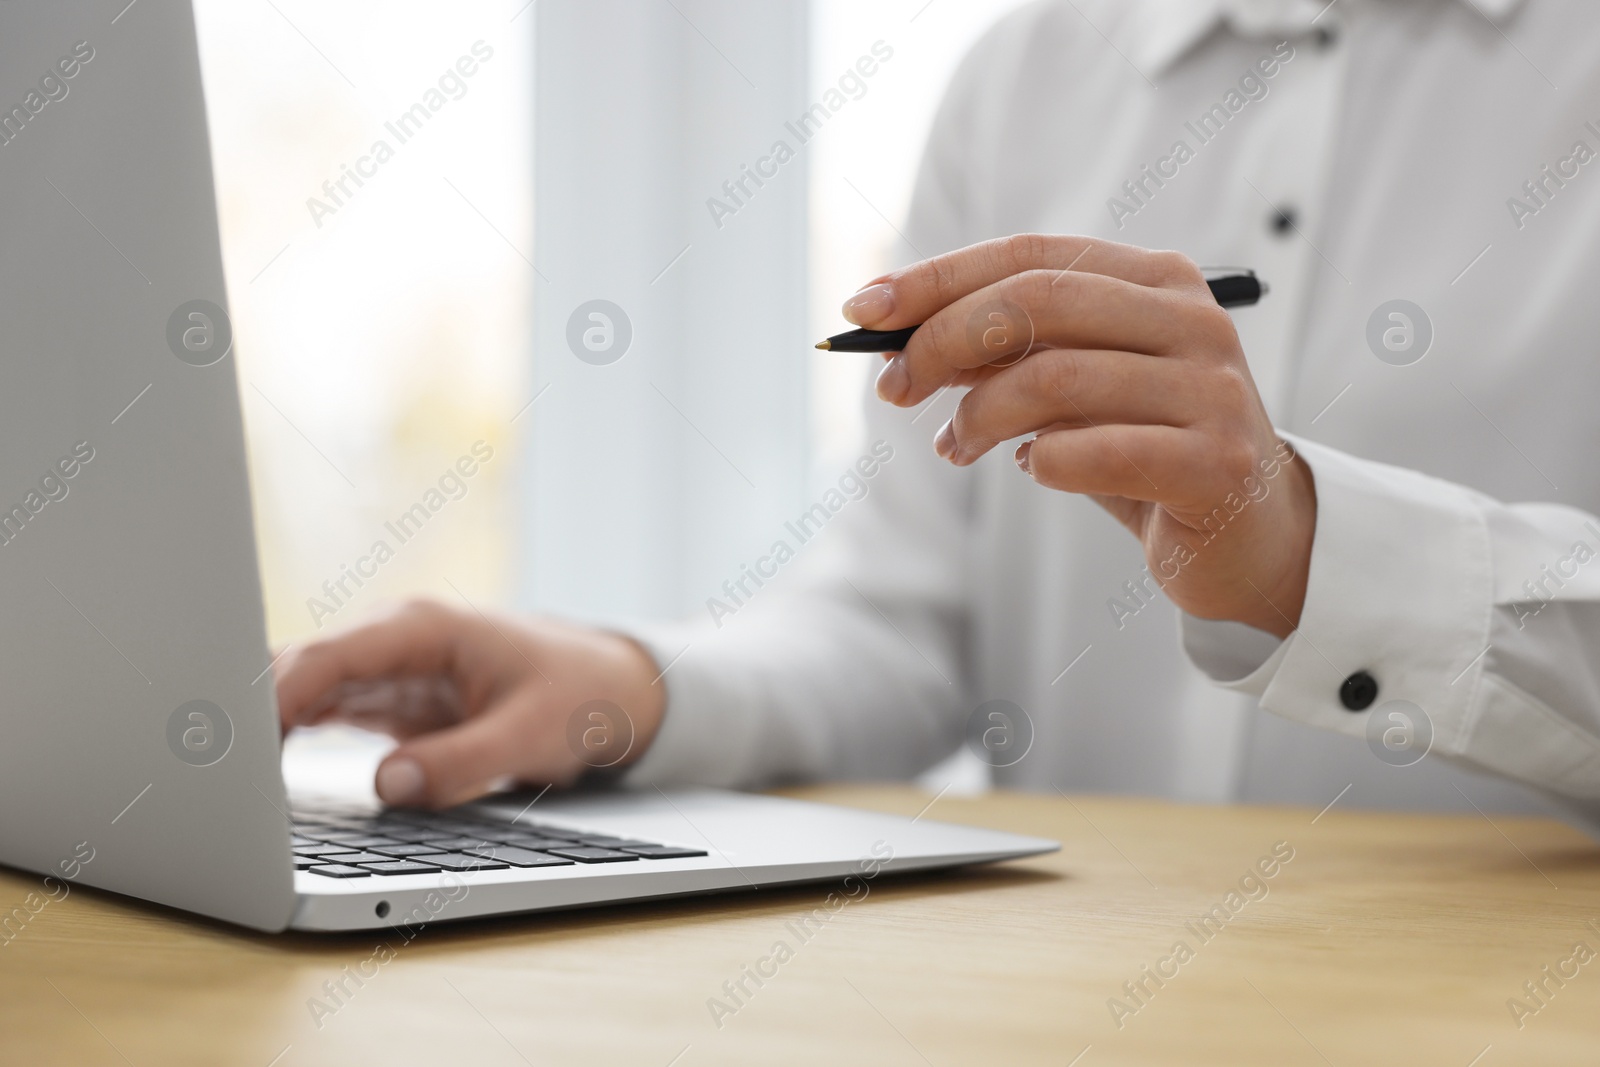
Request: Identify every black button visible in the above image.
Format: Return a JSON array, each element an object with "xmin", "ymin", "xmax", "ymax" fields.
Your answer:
[
  {"xmin": 1270, "ymin": 206, "xmax": 1299, "ymax": 236},
  {"xmin": 1340, "ymin": 671, "xmax": 1379, "ymax": 711},
  {"xmin": 1313, "ymin": 26, "xmax": 1338, "ymax": 50}
]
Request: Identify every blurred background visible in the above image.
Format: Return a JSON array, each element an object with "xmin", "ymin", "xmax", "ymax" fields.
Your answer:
[{"xmin": 195, "ymin": 0, "xmax": 1031, "ymax": 653}]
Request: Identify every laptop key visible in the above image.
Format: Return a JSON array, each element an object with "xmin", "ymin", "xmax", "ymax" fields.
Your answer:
[
  {"xmin": 415, "ymin": 822, "xmax": 503, "ymax": 839},
  {"xmin": 500, "ymin": 835, "xmax": 581, "ymax": 850},
  {"xmin": 574, "ymin": 836, "xmax": 660, "ymax": 848},
  {"xmin": 438, "ymin": 811, "xmax": 505, "ymax": 825},
  {"xmin": 622, "ymin": 845, "xmax": 709, "ymax": 859},
  {"xmin": 369, "ymin": 843, "xmax": 441, "ymax": 858},
  {"xmin": 471, "ymin": 846, "xmax": 575, "ymax": 868},
  {"xmin": 360, "ymin": 860, "xmax": 445, "ymax": 876},
  {"xmin": 294, "ymin": 843, "xmax": 357, "ymax": 857},
  {"xmin": 409, "ymin": 853, "xmax": 510, "ymax": 871},
  {"xmin": 521, "ymin": 822, "xmax": 581, "ymax": 837},
  {"xmin": 317, "ymin": 834, "xmax": 403, "ymax": 848},
  {"xmin": 545, "ymin": 847, "xmax": 640, "ymax": 863},
  {"xmin": 312, "ymin": 852, "xmax": 392, "ymax": 865},
  {"xmin": 306, "ymin": 864, "xmax": 373, "ymax": 878},
  {"xmin": 368, "ymin": 827, "xmax": 440, "ymax": 843},
  {"xmin": 427, "ymin": 836, "xmax": 501, "ymax": 851},
  {"xmin": 459, "ymin": 827, "xmax": 539, "ymax": 844},
  {"xmin": 293, "ymin": 858, "xmax": 323, "ymax": 870}
]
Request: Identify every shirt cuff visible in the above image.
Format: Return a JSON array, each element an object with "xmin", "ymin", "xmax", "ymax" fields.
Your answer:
[
  {"xmin": 1180, "ymin": 614, "xmax": 1289, "ymax": 695},
  {"xmin": 1184, "ymin": 433, "xmax": 1494, "ymax": 754}
]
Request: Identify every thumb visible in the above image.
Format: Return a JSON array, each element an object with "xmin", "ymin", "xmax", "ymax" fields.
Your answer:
[{"xmin": 376, "ymin": 710, "xmax": 529, "ymax": 809}]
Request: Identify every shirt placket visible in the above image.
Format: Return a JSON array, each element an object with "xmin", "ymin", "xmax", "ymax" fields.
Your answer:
[{"xmin": 1226, "ymin": 20, "xmax": 1352, "ymax": 426}]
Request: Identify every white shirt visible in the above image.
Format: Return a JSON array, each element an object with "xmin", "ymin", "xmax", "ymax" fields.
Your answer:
[{"xmin": 624, "ymin": 0, "xmax": 1600, "ymax": 826}]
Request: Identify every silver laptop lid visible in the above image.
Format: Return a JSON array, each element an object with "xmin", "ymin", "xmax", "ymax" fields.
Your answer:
[{"xmin": 0, "ymin": 0, "xmax": 294, "ymax": 930}]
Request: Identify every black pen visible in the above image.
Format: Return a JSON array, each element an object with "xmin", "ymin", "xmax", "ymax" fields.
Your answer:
[{"xmin": 815, "ymin": 270, "xmax": 1268, "ymax": 352}]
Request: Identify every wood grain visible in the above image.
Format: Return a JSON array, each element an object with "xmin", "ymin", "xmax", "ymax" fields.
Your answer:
[{"xmin": 1, "ymin": 785, "xmax": 1598, "ymax": 1066}]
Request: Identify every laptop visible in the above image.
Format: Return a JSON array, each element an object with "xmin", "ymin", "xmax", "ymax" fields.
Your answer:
[{"xmin": 0, "ymin": 0, "xmax": 1055, "ymax": 933}]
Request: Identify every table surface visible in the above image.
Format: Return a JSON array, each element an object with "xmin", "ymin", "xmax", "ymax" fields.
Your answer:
[{"xmin": 3, "ymin": 784, "xmax": 1599, "ymax": 1066}]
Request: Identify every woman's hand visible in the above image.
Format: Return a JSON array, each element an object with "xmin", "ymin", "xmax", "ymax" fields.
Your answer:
[
  {"xmin": 274, "ymin": 599, "xmax": 665, "ymax": 808},
  {"xmin": 845, "ymin": 234, "xmax": 1316, "ymax": 637}
]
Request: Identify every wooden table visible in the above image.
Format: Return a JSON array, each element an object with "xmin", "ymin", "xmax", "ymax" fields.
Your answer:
[{"xmin": 3, "ymin": 784, "xmax": 1598, "ymax": 1066}]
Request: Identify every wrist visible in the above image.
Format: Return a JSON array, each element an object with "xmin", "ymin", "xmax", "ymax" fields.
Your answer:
[
  {"xmin": 603, "ymin": 632, "xmax": 667, "ymax": 767},
  {"xmin": 1238, "ymin": 452, "xmax": 1317, "ymax": 638}
]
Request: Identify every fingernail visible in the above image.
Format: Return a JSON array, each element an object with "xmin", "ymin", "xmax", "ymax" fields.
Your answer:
[
  {"xmin": 1015, "ymin": 440, "xmax": 1033, "ymax": 475},
  {"xmin": 843, "ymin": 284, "xmax": 895, "ymax": 327},
  {"xmin": 875, "ymin": 355, "xmax": 910, "ymax": 404},
  {"xmin": 376, "ymin": 757, "xmax": 425, "ymax": 805},
  {"xmin": 934, "ymin": 419, "xmax": 958, "ymax": 462}
]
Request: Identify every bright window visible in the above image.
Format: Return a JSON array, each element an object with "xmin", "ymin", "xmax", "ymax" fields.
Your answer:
[
  {"xmin": 197, "ymin": 0, "xmax": 1028, "ymax": 645},
  {"xmin": 808, "ymin": 0, "xmax": 1039, "ymax": 473},
  {"xmin": 195, "ymin": 1, "xmax": 534, "ymax": 646}
]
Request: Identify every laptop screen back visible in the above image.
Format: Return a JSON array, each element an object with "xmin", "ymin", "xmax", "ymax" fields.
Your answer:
[{"xmin": 0, "ymin": 0, "xmax": 294, "ymax": 931}]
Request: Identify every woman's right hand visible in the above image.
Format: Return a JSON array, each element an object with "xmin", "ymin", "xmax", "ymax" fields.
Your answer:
[{"xmin": 274, "ymin": 599, "xmax": 667, "ymax": 809}]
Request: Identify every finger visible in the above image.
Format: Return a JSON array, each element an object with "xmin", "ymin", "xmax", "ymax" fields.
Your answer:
[
  {"xmin": 888, "ymin": 269, "xmax": 1225, "ymax": 407},
  {"xmin": 276, "ymin": 600, "xmax": 466, "ymax": 733},
  {"xmin": 375, "ymin": 700, "xmax": 550, "ymax": 809},
  {"xmin": 377, "ymin": 689, "xmax": 582, "ymax": 809},
  {"xmin": 1088, "ymin": 492, "xmax": 1147, "ymax": 532},
  {"xmin": 937, "ymin": 349, "xmax": 1197, "ymax": 466},
  {"xmin": 843, "ymin": 234, "xmax": 1205, "ymax": 330},
  {"xmin": 298, "ymin": 677, "xmax": 465, "ymax": 739},
  {"xmin": 1018, "ymin": 424, "xmax": 1217, "ymax": 510}
]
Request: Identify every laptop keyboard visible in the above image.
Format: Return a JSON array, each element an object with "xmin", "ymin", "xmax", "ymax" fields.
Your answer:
[{"xmin": 290, "ymin": 802, "xmax": 707, "ymax": 878}]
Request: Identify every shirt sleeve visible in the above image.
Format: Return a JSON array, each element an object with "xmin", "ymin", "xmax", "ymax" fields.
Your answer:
[
  {"xmin": 615, "ymin": 18, "xmax": 1032, "ymax": 789},
  {"xmin": 1180, "ymin": 432, "xmax": 1600, "ymax": 805}
]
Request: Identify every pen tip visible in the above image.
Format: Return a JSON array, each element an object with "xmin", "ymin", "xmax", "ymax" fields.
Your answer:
[{"xmin": 814, "ymin": 341, "xmax": 831, "ymax": 350}]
